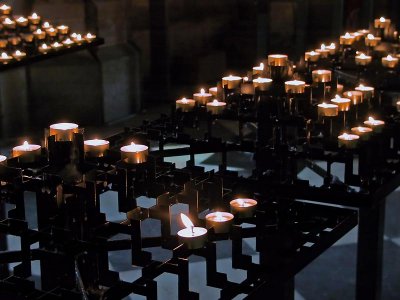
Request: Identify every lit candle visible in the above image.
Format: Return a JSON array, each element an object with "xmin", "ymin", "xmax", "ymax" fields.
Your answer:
[
  {"xmin": 0, "ymin": 155, "xmax": 7, "ymax": 165},
  {"xmin": 45, "ymin": 27, "xmax": 58, "ymax": 37},
  {"xmin": 3, "ymin": 17, "xmax": 16, "ymax": 29},
  {"xmin": 12, "ymin": 50, "xmax": 26, "ymax": 61},
  {"xmin": 241, "ymin": 77, "xmax": 255, "ymax": 95},
  {"xmin": 84, "ymin": 139, "xmax": 109, "ymax": 157},
  {"xmin": 352, "ymin": 31, "xmax": 363, "ymax": 41},
  {"xmin": 73, "ymin": 34, "xmax": 84, "ymax": 45},
  {"xmin": 382, "ymin": 55, "xmax": 398, "ymax": 68},
  {"xmin": 33, "ymin": 29, "xmax": 46, "ymax": 40},
  {"xmin": 331, "ymin": 95, "xmax": 351, "ymax": 111},
  {"xmin": 338, "ymin": 133, "xmax": 359, "ymax": 148},
  {"xmin": 396, "ymin": 100, "xmax": 400, "ymax": 112},
  {"xmin": 206, "ymin": 99, "xmax": 226, "ymax": 115},
  {"xmin": 364, "ymin": 117, "xmax": 385, "ymax": 133},
  {"xmin": 0, "ymin": 52, "xmax": 12, "ymax": 64},
  {"xmin": 0, "ymin": 4, "xmax": 11, "ymax": 15},
  {"xmin": 62, "ymin": 38, "xmax": 74, "ymax": 47},
  {"xmin": 57, "ymin": 25, "xmax": 69, "ymax": 35},
  {"xmin": 176, "ymin": 97, "xmax": 196, "ymax": 112},
  {"xmin": 51, "ymin": 42, "xmax": 63, "ymax": 50},
  {"xmin": 42, "ymin": 21, "xmax": 51, "ymax": 30},
  {"xmin": 205, "ymin": 211, "xmax": 234, "ymax": 233},
  {"xmin": 357, "ymin": 29, "xmax": 369, "ymax": 36},
  {"xmin": 209, "ymin": 87, "xmax": 218, "ymax": 98},
  {"xmin": 326, "ymin": 43, "xmax": 336, "ymax": 55},
  {"xmin": 12, "ymin": 141, "xmax": 41, "ymax": 163},
  {"xmin": 222, "ymin": 75, "xmax": 242, "ymax": 89},
  {"xmin": 340, "ymin": 32, "xmax": 355, "ymax": 45},
  {"xmin": 351, "ymin": 126, "xmax": 373, "ymax": 140},
  {"xmin": 253, "ymin": 77, "xmax": 273, "ymax": 91},
  {"xmin": 355, "ymin": 53, "xmax": 372, "ymax": 66},
  {"xmin": 49, "ymin": 122, "xmax": 79, "ymax": 141},
  {"xmin": 38, "ymin": 43, "xmax": 50, "ymax": 54},
  {"xmin": 267, "ymin": 54, "xmax": 288, "ymax": 66},
  {"xmin": 85, "ymin": 33, "xmax": 96, "ymax": 42},
  {"xmin": 343, "ymin": 91, "xmax": 363, "ymax": 105},
  {"xmin": 315, "ymin": 44, "xmax": 330, "ymax": 58},
  {"xmin": 28, "ymin": 13, "xmax": 41, "ymax": 25},
  {"xmin": 177, "ymin": 213, "xmax": 207, "ymax": 249},
  {"xmin": 374, "ymin": 17, "xmax": 390, "ymax": 29},
  {"xmin": 305, "ymin": 50, "xmax": 320, "ymax": 62},
  {"xmin": 15, "ymin": 16, "xmax": 28, "ymax": 27},
  {"xmin": 230, "ymin": 198, "xmax": 257, "ymax": 218},
  {"xmin": 285, "ymin": 80, "xmax": 305, "ymax": 94},
  {"xmin": 120, "ymin": 142, "xmax": 149, "ymax": 164},
  {"xmin": 365, "ymin": 34, "xmax": 381, "ymax": 47},
  {"xmin": 193, "ymin": 88, "xmax": 212, "ymax": 105},
  {"xmin": 355, "ymin": 84, "xmax": 374, "ymax": 100},
  {"xmin": 312, "ymin": 70, "xmax": 332, "ymax": 83},
  {"xmin": 318, "ymin": 102, "xmax": 338, "ymax": 117},
  {"xmin": 252, "ymin": 62, "xmax": 264, "ymax": 76}
]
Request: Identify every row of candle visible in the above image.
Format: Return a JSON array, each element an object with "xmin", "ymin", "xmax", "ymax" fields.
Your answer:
[
  {"xmin": 6, "ymin": 122, "xmax": 149, "ymax": 164},
  {"xmin": 178, "ymin": 198, "xmax": 258, "ymax": 249},
  {"xmin": 355, "ymin": 52, "xmax": 400, "ymax": 68}
]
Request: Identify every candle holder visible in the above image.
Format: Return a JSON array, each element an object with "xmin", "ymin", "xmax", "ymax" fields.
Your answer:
[
  {"xmin": 178, "ymin": 213, "xmax": 207, "ymax": 249},
  {"xmin": 120, "ymin": 142, "xmax": 149, "ymax": 164},
  {"xmin": 84, "ymin": 139, "xmax": 109, "ymax": 158},
  {"xmin": 230, "ymin": 198, "xmax": 257, "ymax": 218},
  {"xmin": 49, "ymin": 123, "xmax": 79, "ymax": 142},
  {"xmin": 205, "ymin": 212, "xmax": 234, "ymax": 233},
  {"xmin": 12, "ymin": 141, "xmax": 41, "ymax": 163}
]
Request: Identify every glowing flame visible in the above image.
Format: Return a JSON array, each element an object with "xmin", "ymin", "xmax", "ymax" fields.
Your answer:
[
  {"xmin": 359, "ymin": 84, "xmax": 364, "ymax": 88},
  {"xmin": 237, "ymin": 199, "xmax": 245, "ymax": 207},
  {"xmin": 0, "ymin": 4, "xmax": 10, "ymax": 10},
  {"xmin": 36, "ymin": 29, "xmax": 42, "ymax": 34},
  {"xmin": 348, "ymin": 92, "xmax": 353, "ymax": 96},
  {"xmin": 22, "ymin": 141, "xmax": 29, "ymax": 150},
  {"xmin": 335, "ymin": 95, "xmax": 341, "ymax": 99},
  {"xmin": 4, "ymin": 18, "xmax": 12, "ymax": 24},
  {"xmin": 310, "ymin": 51, "xmax": 317, "ymax": 55},
  {"xmin": 329, "ymin": 42, "xmax": 335, "ymax": 48},
  {"xmin": 243, "ymin": 76, "xmax": 249, "ymax": 81},
  {"xmin": 15, "ymin": 50, "xmax": 21, "ymax": 55},
  {"xmin": 321, "ymin": 43, "xmax": 326, "ymax": 50},
  {"xmin": 215, "ymin": 212, "xmax": 224, "ymax": 221},
  {"xmin": 368, "ymin": 117, "xmax": 375, "ymax": 122},
  {"xmin": 17, "ymin": 17, "xmax": 27, "ymax": 22},
  {"xmin": 380, "ymin": 17, "xmax": 386, "ymax": 22},
  {"xmin": 86, "ymin": 33, "xmax": 94, "ymax": 38},
  {"xmin": 259, "ymin": 62, "xmax": 264, "ymax": 70},
  {"xmin": 1, "ymin": 52, "xmax": 8, "ymax": 58},
  {"xmin": 181, "ymin": 213, "xmax": 194, "ymax": 229},
  {"xmin": 344, "ymin": 32, "xmax": 351, "ymax": 38},
  {"xmin": 200, "ymin": 88, "xmax": 205, "ymax": 94},
  {"xmin": 130, "ymin": 142, "xmax": 135, "ymax": 146},
  {"xmin": 31, "ymin": 13, "xmax": 38, "ymax": 18},
  {"xmin": 181, "ymin": 97, "xmax": 188, "ymax": 103},
  {"xmin": 341, "ymin": 133, "xmax": 351, "ymax": 140},
  {"xmin": 41, "ymin": 43, "xmax": 48, "ymax": 49},
  {"xmin": 367, "ymin": 34, "xmax": 374, "ymax": 39},
  {"xmin": 359, "ymin": 53, "xmax": 367, "ymax": 58},
  {"xmin": 386, "ymin": 55, "xmax": 394, "ymax": 61},
  {"xmin": 212, "ymin": 99, "xmax": 219, "ymax": 105},
  {"xmin": 43, "ymin": 22, "xmax": 50, "ymax": 28}
]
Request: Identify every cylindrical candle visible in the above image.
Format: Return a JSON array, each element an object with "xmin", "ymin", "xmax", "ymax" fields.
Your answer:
[
  {"xmin": 252, "ymin": 62, "xmax": 264, "ymax": 76},
  {"xmin": 343, "ymin": 91, "xmax": 363, "ymax": 105},
  {"xmin": 338, "ymin": 133, "xmax": 359, "ymax": 148},
  {"xmin": 253, "ymin": 77, "xmax": 273, "ymax": 91},
  {"xmin": 178, "ymin": 213, "xmax": 207, "ymax": 249},
  {"xmin": 120, "ymin": 142, "xmax": 149, "ymax": 164},
  {"xmin": 305, "ymin": 50, "xmax": 320, "ymax": 62},
  {"xmin": 176, "ymin": 98, "xmax": 196, "ymax": 112},
  {"xmin": 382, "ymin": 55, "xmax": 398, "ymax": 68},
  {"xmin": 33, "ymin": 29, "xmax": 46, "ymax": 40},
  {"xmin": 38, "ymin": 43, "xmax": 50, "ymax": 54},
  {"xmin": 85, "ymin": 33, "xmax": 96, "ymax": 42},
  {"xmin": 2, "ymin": 17, "xmax": 16, "ymax": 29},
  {"xmin": 230, "ymin": 198, "xmax": 257, "ymax": 218},
  {"xmin": 0, "ymin": 52, "xmax": 12, "ymax": 64},
  {"xmin": 374, "ymin": 17, "xmax": 390, "ymax": 29},
  {"xmin": 57, "ymin": 25, "xmax": 69, "ymax": 35},
  {"xmin": 49, "ymin": 123, "xmax": 79, "ymax": 141},
  {"xmin": 84, "ymin": 139, "xmax": 110, "ymax": 157},
  {"xmin": 12, "ymin": 50, "xmax": 26, "ymax": 61},
  {"xmin": 222, "ymin": 75, "xmax": 242, "ymax": 89},
  {"xmin": 209, "ymin": 87, "xmax": 218, "ymax": 98},
  {"xmin": 285, "ymin": 80, "xmax": 305, "ymax": 94},
  {"xmin": 340, "ymin": 32, "xmax": 355, "ymax": 45},
  {"xmin": 355, "ymin": 84, "xmax": 374, "ymax": 100},
  {"xmin": 331, "ymin": 95, "xmax": 351, "ymax": 111},
  {"xmin": 62, "ymin": 38, "xmax": 74, "ymax": 48},
  {"xmin": 355, "ymin": 53, "xmax": 372, "ymax": 66},
  {"xmin": 315, "ymin": 44, "xmax": 330, "ymax": 58},
  {"xmin": 312, "ymin": 70, "xmax": 332, "ymax": 83},
  {"xmin": 351, "ymin": 126, "xmax": 373, "ymax": 140},
  {"xmin": 193, "ymin": 88, "xmax": 212, "ymax": 105},
  {"xmin": 318, "ymin": 103, "xmax": 338, "ymax": 117},
  {"xmin": 28, "ymin": 13, "xmax": 41, "ymax": 25},
  {"xmin": 12, "ymin": 141, "xmax": 41, "ymax": 163},
  {"xmin": 364, "ymin": 117, "xmax": 385, "ymax": 133},
  {"xmin": 0, "ymin": 4, "xmax": 12, "ymax": 15},
  {"xmin": 365, "ymin": 34, "xmax": 381, "ymax": 47},
  {"xmin": 205, "ymin": 212, "xmax": 234, "ymax": 233},
  {"xmin": 326, "ymin": 43, "xmax": 336, "ymax": 55},
  {"xmin": 15, "ymin": 16, "xmax": 28, "ymax": 27},
  {"xmin": 267, "ymin": 54, "xmax": 288, "ymax": 66},
  {"xmin": 206, "ymin": 99, "xmax": 226, "ymax": 115}
]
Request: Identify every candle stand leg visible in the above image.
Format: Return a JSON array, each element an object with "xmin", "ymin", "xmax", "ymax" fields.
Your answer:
[
  {"xmin": 0, "ymin": 201, "xmax": 8, "ymax": 278},
  {"xmin": 356, "ymin": 201, "xmax": 385, "ymax": 300}
]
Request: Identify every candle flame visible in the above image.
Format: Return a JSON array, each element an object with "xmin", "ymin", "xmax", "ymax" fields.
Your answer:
[
  {"xmin": 310, "ymin": 51, "xmax": 317, "ymax": 55},
  {"xmin": 335, "ymin": 95, "xmax": 341, "ymax": 99},
  {"xmin": 380, "ymin": 17, "xmax": 386, "ymax": 22},
  {"xmin": 344, "ymin": 32, "xmax": 351, "ymax": 38},
  {"xmin": 237, "ymin": 199, "xmax": 245, "ymax": 207},
  {"xmin": 86, "ymin": 33, "xmax": 94, "ymax": 38},
  {"xmin": 367, "ymin": 34, "xmax": 374, "ymax": 39},
  {"xmin": 200, "ymin": 88, "xmax": 205, "ymax": 94},
  {"xmin": 181, "ymin": 213, "xmax": 194, "ymax": 229},
  {"xmin": 341, "ymin": 133, "xmax": 351, "ymax": 140},
  {"xmin": 359, "ymin": 53, "xmax": 367, "ymax": 58},
  {"xmin": 368, "ymin": 117, "xmax": 375, "ymax": 122},
  {"xmin": 329, "ymin": 42, "xmax": 335, "ymax": 48},
  {"xmin": 181, "ymin": 97, "xmax": 188, "ymax": 103},
  {"xmin": 1, "ymin": 52, "xmax": 8, "ymax": 58},
  {"xmin": 130, "ymin": 142, "xmax": 135, "ymax": 146},
  {"xmin": 387, "ymin": 54, "xmax": 394, "ymax": 60},
  {"xmin": 4, "ymin": 17, "xmax": 12, "ymax": 24},
  {"xmin": 260, "ymin": 62, "xmax": 264, "ymax": 69},
  {"xmin": 36, "ymin": 29, "xmax": 42, "ymax": 33},
  {"xmin": 31, "ymin": 13, "xmax": 38, "ymax": 18},
  {"xmin": 41, "ymin": 43, "xmax": 48, "ymax": 49},
  {"xmin": 22, "ymin": 141, "xmax": 29, "ymax": 150},
  {"xmin": 15, "ymin": 50, "xmax": 21, "ymax": 55},
  {"xmin": 43, "ymin": 22, "xmax": 50, "ymax": 27},
  {"xmin": 17, "ymin": 17, "xmax": 26, "ymax": 22},
  {"xmin": 359, "ymin": 84, "xmax": 364, "ymax": 88},
  {"xmin": 321, "ymin": 43, "xmax": 326, "ymax": 50},
  {"xmin": 212, "ymin": 99, "xmax": 219, "ymax": 105},
  {"xmin": 348, "ymin": 92, "xmax": 352, "ymax": 96},
  {"xmin": 0, "ymin": 4, "xmax": 10, "ymax": 9},
  {"xmin": 243, "ymin": 76, "xmax": 249, "ymax": 81}
]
